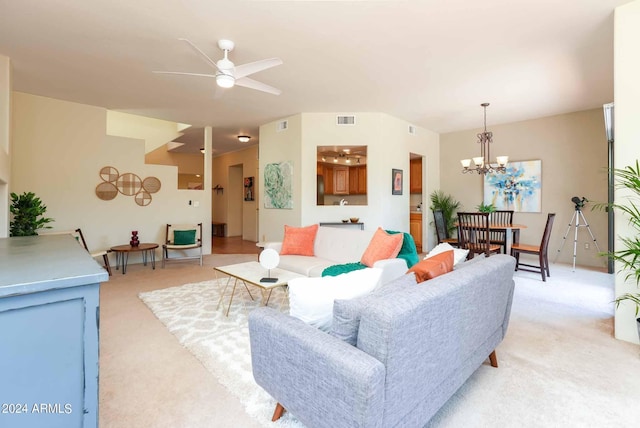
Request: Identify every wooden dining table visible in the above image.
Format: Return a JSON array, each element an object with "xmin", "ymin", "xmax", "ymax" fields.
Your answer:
[
  {"xmin": 455, "ymin": 222, "xmax": 527, "ymax": 255},
  {"xmin": 488, "ymin": 223, "xmax": 527, "ymax": 254}
]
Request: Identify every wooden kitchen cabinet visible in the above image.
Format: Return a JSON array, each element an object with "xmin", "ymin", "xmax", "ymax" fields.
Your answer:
[
  {"xmin": 348, "ymin": 165, "xmax": 367, "ymax": 195},
  {"xmin": 410, "ymin": 212, "xmax": 423, "ymax": 253},
  {"xmin": 323, "ymin": 164, "xmax": 334, "ymax": 194},
  {"xmin": 357, "ymin": 165, "xmax": 367, "ymax": 194},
  {"xmin": 333, "ymin": 166, "xmax": 349, "ymax": 195},
  {"xmin": 410, "ymin": 158, "xmax": 422, "ymax": 194}
]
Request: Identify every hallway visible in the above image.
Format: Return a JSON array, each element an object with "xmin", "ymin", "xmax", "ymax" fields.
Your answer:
[{"xmin": 211, "ymin": 236, "xmax": 260, "ymax": 255}]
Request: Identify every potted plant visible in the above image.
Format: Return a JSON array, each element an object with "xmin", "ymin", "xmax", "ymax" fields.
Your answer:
[
  {"xmin": 429, "ymin": 190, "xmax": 462, "ymax": 237},
  {"xmin": 476, "ymin": 201, "xmax": 497, "ymax": 214},
  {"xmin": 9, "ymin": 191, "xmax": 54, "ymax": 236},
  {"xmin": 596, "ymin": 160, "xmax": 640, "ymax": 339}
]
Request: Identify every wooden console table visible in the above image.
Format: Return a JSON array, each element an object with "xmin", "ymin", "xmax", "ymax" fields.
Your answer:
[{"xmin": 212, "ymin": 221, "xmax": 227, "ymax": 237}]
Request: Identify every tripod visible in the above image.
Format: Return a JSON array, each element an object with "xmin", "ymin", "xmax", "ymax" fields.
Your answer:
[{"xmin": 555, "ymin": 207, "xmax": 601, "ymax": 271}]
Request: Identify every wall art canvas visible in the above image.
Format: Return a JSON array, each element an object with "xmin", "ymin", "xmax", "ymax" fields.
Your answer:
[
  {"xmin": 244, "ymin": 176, "xmax": 255, "ymax": 201},
  {"xmin": 483, "ymin": 160, "xmax": 541, "ymax": 212},
  {"xmin": 392, "ymin": 169, "xmax": 403, "ymax": 195},
  {"xmin": 264, "ymin": 161, "xmax": 293, "ymax": 209}
]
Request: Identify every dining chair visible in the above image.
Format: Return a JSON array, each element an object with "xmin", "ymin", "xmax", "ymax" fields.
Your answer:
[
  {"xmin": 488, "ymin": 210, "xmax": 514, "ymax": 254},
  {"xmin": 433, "ymin": 210, "xmax": 459, "ymax": 247},
  {"xmin": 457, "ymin": 212, "xmax": 501, "ymax": 259},
  {"xmin": 162, "ymin": 223, "xmax": 203, "ymax": 267},
  {"xmin": 510, "ymin": 213, "xmax": 556, "ymax": 281}
]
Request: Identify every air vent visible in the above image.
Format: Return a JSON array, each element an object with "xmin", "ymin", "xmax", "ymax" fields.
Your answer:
[
  {"xmin": 336, "ymin": 115, "xmax": 356, "ymax": 126},
  {"xmin": 276, "ymin": 120, "xmax": 288, "ymax": 132},
  {"xmin": 408, "ymin": 125, "xmax": 417, "ymax": 135}
]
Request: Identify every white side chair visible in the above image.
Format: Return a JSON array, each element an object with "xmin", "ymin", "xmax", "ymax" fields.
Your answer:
[
  {"xmin": 162, "ymin": 223, "xmax": 203, "ymax": 267},
  {"xmin": 39, "ymin": 229, "xmax": 112, "ymax": 276}
]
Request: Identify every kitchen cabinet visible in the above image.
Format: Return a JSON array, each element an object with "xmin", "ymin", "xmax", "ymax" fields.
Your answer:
[
  {"xmin": 334, "ymin": 166, "xmax": 349, "ymax": 195},
  {"xmin": 348, "ymin": 165, "xmax": 367, "ymax": 195},
  {"xmin": 410, "ymin": 158, "xmax": 422, "ymax": 194},
  {"xmin": 410, "ymin": 212, "xmax": 423, "ymax": 253},
  {"xmin": 323, "ymin": 164, "xmax": 334, "ymax": 194}
]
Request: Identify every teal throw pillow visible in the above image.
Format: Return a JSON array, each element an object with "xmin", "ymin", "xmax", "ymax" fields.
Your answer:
[
  {"xmin": 174, "ymin": 229, "xmax": 196, "ymax": 245},
  {"xmin": 386, "ymin": 230, "xmax": 419, "ymax": 268}
]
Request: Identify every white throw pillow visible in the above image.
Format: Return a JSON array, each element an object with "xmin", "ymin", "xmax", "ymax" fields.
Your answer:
[
  {"xmin": 288, "ymin": 268, "xmax": 383, "ymax": 331},
  {"xmin": 426, "ymin": 243, "xmax": 469, "ymax": 267}
]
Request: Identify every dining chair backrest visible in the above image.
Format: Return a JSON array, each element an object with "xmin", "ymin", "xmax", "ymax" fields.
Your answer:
[
  {"xmin": 539, "ymin": 213, "xmax": 556, "ymax": 253},
  {"xmin": 433, "ymin": 210, "xmax": 448, "ymax": 243},
  {"xmin": 457, "ymin": 212, "xmax": 493, "ymax": 257},
  {"xmin": 492, "ymin": 210, "xmax": 514, "ymax": 227},
  {"xmin": 488, "ymin": 210, "xmax": 514, "ymax": 252}
]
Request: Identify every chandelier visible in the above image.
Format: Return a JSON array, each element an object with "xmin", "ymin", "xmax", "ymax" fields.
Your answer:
[{"xmin": 460, "ymin": 103, "xmax": 508, "ymax": 175}]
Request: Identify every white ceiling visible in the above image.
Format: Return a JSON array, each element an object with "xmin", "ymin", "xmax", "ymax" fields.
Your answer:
[{"xmin": 0, "ymin": 0, "xmax": 629, "ymax": 154}]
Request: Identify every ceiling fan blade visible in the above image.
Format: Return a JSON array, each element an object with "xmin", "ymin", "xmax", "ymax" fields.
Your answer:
[
  {"xmin": 235, "ymin": 77, "xmax": 282, "ymax": 95},
  {"xmin": 234, "ymin": 58, "xmax": 283, "ymax": 79},
  {"xmin": 152, "ymin": 71, "xmax": 216, "ymax": 78},
  {"xmin": 178, "ymin": 38, "xmax": 222, "ymax": 72}
]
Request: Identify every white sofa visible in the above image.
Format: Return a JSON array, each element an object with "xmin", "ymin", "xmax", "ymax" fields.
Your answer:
[{"xmin": 264, "ymin": 226, "xmax": 408, "ymax": 285}]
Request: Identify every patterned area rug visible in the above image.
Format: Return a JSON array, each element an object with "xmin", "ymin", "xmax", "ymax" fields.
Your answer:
[{"xmin": 139, "ymin": 279, "xmax": 303, "ymax": 428}]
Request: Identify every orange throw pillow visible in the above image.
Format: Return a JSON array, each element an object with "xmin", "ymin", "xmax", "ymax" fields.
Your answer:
[
  {"xmin": 407, "ymin": 250, "xmax": 454, "ymax": 282},
  {"xmin": 280, "ymin": 224, "xmax": 319, "ymax": 256},
  {"xmin": 360, "ymin": 227, "xmax": 404, "ymax": 267}
]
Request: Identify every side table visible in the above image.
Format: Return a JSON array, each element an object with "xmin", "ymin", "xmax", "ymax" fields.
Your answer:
[{"xmin": 110, "ymin": 243, "xmax": 159, "ymax": 274}]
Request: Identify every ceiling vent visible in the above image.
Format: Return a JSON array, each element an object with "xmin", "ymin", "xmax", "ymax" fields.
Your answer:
[
  {"xmin": 408, "ymin": 125, "xmax": 417, "ymax": 135},
  {"xmin": 336, "ymin": 115, "xmax": 356, "ymax": 126},
  {"xmin": 276, "ymin": 120, "xmax": 288, "ymax": 132}
]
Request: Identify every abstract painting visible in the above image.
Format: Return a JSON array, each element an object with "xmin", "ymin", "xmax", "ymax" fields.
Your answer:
[
  {"xmin": 264, "ymin": 161, "xmax": 293, "ymax": 209},
  {"xmin": 484, "ymin": 160, "xmax": 541, "ymax": 212}
]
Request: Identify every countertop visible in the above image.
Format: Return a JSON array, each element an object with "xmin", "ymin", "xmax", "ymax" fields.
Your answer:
[{"xmin": 0, "ymin": 234, "xmax": 109, "ymax": 297}]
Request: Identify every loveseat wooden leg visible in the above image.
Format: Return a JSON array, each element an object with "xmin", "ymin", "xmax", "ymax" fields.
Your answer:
[
  {"xmin": 272, "ymin": 403, "xmax": 286, "ymax": 421},
  {"xmin": 489, "ymin": 350, "xmax": 498, "ymax": 368}
]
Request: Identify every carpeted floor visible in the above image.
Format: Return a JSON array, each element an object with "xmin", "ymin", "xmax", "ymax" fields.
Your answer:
[{"xmin": 135, "ymin": 260, "xmax": 640, "ymax": 428}]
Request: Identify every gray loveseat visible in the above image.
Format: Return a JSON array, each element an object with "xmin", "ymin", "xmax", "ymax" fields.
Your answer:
[{"xmin": 248, "ymin": 254, "xmax": 516, "ymax": 427}]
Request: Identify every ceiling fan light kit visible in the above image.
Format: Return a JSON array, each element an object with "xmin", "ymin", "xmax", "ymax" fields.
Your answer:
[
  {"xmin": 216, "ymin": 73, "xmax": 235, "ymax": 88},
  {"xmin": 461, "ymin": 103, "xmax": 509, "ymax": 175}
]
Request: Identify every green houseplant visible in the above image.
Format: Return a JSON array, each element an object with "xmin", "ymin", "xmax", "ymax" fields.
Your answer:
[
  {"xmin": 9, "ymin": 191, "xmax": 54, "ymax": 236},
  {"xmin": 476, "ymin": 201, "xmax": 496, "ymax": 213},
  {"xmin": 429, "ymin": 190, "xmax": 462, "ymax": 237},
  {"xmin": 596, "ymin": 160, "xmax": 640, "ymax": 337}
]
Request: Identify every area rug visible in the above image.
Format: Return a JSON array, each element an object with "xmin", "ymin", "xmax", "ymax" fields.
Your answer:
[
  {"xmin": 139, "ymin": 265, "xmax": 640, "ymax": 427},
  {"xmin": 139, "ymin": 279, "xmax": 301, "ymax": 427}
]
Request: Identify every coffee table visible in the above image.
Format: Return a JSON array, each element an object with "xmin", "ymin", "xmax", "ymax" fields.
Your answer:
[
  {"xmin": 214, "ymin": 261, "xmax": 305, "ymax": 317},
  {"xmin": 110, "ymin": 243, "xmax": 158, "ymax": 274}
]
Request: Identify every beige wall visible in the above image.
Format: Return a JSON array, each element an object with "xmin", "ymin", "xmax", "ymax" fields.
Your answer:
[
  {"xmin": 0, "ymin": 54, "xmax": 10, "ymax": 237},
  {"xmin": 106, "ymin": 111, "xmax": 189, "ymax": 154},
  {"xmin": 441, "ymin": 108, "xmax": 608, "ymax": 269},
  {"xmin": 10, "ymin": 92, "xmax": 211, "ymax": 263},
  {"xmin": 259, "ymin": 113, "xmax": 440, "ymax": 247},
  {"xmin": 613, "ymin": 0, "xmax": 640, "ymax": 344},
  {"xmin": 212, "ymin": 145, "xmax": 259, "ymax": 241}
]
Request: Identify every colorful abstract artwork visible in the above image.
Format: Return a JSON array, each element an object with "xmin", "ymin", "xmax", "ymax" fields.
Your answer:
[
  {"xmin": 483, "ymin": 160, "xmax": 541, "ymax": 212},
  {"xmin": 264, "ymin": 161, "xmax": 293, "ymax": 209}
]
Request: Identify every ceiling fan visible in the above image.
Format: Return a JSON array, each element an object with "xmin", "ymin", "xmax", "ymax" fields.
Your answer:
[{"xmin": 153, "ymin": 38, "xmax": 283, "ymax": 95}]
